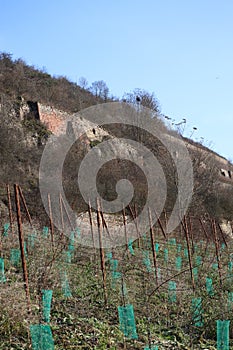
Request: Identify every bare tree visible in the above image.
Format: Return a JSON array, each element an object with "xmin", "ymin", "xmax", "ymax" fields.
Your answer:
[
  {"xmin": 123, "ymin": 88, "xmax": 160, "ymax": 115},
  {"xmin": 78, "ymin": 76, "xmax": 89, "ymax": 89},
  {"xmin": 90, "ymin": 80, "xmax": 109, "ymax": 101}
]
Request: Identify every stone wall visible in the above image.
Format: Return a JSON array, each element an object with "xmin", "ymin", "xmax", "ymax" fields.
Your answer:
[{"xmin": 37, "ymin": 103, "xmax": 70, "ymax": 135}]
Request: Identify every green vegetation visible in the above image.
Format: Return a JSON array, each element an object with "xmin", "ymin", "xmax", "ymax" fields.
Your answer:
[{"xmin": 0, "ymin": 220, "xmax": 233, "ymax": 349}]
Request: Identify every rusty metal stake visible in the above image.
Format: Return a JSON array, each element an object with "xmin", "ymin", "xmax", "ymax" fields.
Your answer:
[
  {"xmin": 14, "ymin": 184, "xmax": 31, "ymax": 314},
  {"xmin": 155, "ymin": 210, "xmax": 167, "ymax": 241},
  {"xmin": 96, "ymin": 198, "xmax": 107, "ymax": 305},
  {"xmin": 182, "ymin": 216, "xmax": 195, "ymax": 291},
  {"xmin": 18, "ymin": 186, "xmax": 33, "ymax": 226},
  {"xmin": 148, "ymin": 207, "xmax": 158, "ymax": 286}
]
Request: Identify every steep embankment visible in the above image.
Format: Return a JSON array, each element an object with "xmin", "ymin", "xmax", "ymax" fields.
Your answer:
[{"xmin": 1, "ymin": 52, "xmax": 233, "ymax": 228}]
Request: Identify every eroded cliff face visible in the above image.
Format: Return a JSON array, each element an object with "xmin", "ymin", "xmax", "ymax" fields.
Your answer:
[
  {"xmin": 37, "ymin": 104, "xmax": 70, "ymax": 135},
  {"xmin": 2, "ymin": 97, "xmax": 233, "ymax": 231},
  {"xmin": 17, "ymin": 98, "xmax": 233, "ymax": 186}
]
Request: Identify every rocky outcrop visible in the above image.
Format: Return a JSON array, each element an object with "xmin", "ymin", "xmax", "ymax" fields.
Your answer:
[{"xmin": 37, "ymin": 104, "xmax": 70, "ymax": 135}]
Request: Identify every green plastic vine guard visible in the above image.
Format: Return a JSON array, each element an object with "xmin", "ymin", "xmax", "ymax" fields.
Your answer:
[
  {"xmin": 61, "ymin": 272, "xmax": 72, "ymax": 297},
  {"xmin": 155, "ymin": 243, "xmax": 159, "ymax": 253},
  {"xmin": 177, "ymin": 243, "xmax": 182, "ymax": 253},
  {"xmin": 142, "ymin": 251, "xmax": 153, "ymax": 273},
  {"xmin": 184, "ymin": 248, "xmax": 188, "ymax": 259},
  {"xmin": 193, "ymin": 267, "xmax": 199, "ymax": 281},
  {"xmin": 217, "ymin": 320, "xmax": 230, "ymax": 350},
  {"xmin": 128, "ymin": 239, "xmax": 135, "ymax": 255},
  {"xmin": 28, "ymin": 233, "xmax": 37, "ymax": 248},
  {"xmin": 221, "ymin": 243, "xmax": 226, "ymax": 251},
  {"xmin": 0, "ymin": 258, "xmax": 6, "ymax": 283},
  {"xmin": 144, "ymin": 346, "xmax": 158, "ymax": 350},
  {"xmin": 69, "ymin": 231, "xmax": 75, "ymax": 244},
  {"xmin": 195, "ymin": 256, "xmax": 202, "ymax": 266},
  {"xmin": 42, "ymin": 290, "xmax": 53, "ymax": 323},
  {"xmin": 191, "ymin": 297, "xmax": 203, "ymax": 327},
  {"xmin": 68, "ymin": 231, "xmax": 75, "ymax": 253},
  {"xmin": 68, "ymin": 243, "xmax": 75, "ymax": 254},
  {"xmin": 169, "ymin": 238, "xmax": 176, "ymax": 246},
  {"xmin": 3, "ymin": 223, "xmax": 10, "ymax": 237},
  {"xmin": 10, "ymin": 248, "xmax": 20, "ymax": 267},
  {"xmin": 168, "ymin": 281, "xmax": 176, "ymax": 303},
  {"xmin": 228, "ymin": 292, "xmax": 233, "ymax": 310},
  {"xmin": 212, "ymin": 263, "xmax": 218, "ymax": 270},
  {"xmin": 228, "ymin": 261, "xmax": 233, "ymax": 272},
  {"xmin": 106, "ymin": 252, "xmax": 113, "ymax": 261},
  {"xmin": 30, "ymin": 324, "xmax": 54, "ymax": 350},
  {"xmin": 176, "ymin": 256, "xmax": 182, "ymax": 271},
  {"xmin": 118, "ymin": 304, "xmax": 138, "ymax": 339},
  {"xmin": 42, "ymin": 226, "xmax": 49, "ymax": 237},
  {"xmin": 110, "ymin": 259, "xmax": 121, "ymax": 281},
  {"xmin": 206, "ymin": 277, "xmax": 214, "ymax": 296},
  {"xmin": 164, "ymin": 248, "xmax": 168, "ymax": 262}
]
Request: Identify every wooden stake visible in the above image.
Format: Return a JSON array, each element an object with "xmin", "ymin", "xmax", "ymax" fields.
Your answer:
[
  {"xmin": 88, "ymin": 200, "xmax": 95, "ymax": 248},
  {"xmin": 188, "ymin": 216, "xmax": 194, "ymax": 254},
  {"xmin": 14, "ymin": 184, "xmax": 31, "ymax": 314},
  {"xmin": 18, "ymin": 186, "xmax": 32, "ymax": 226},
  {"xmin": 88, "ymin": 200, "xmax": 98, "ymax": 274},
  {"xmin": 6, "ymin": 184, "xmax": 14, "ymax": 235},
  {"xmin": 148, "ymin": 208, "xmax": 158, "ymax": 286},
  {"xmin": 99, "ymin": 202, "xmax": 112, "ymax": 241},
  {"xmin": 155, "ymin": 210, "xmax": 167, "ymax": 241},
  {"xmin": 182, "ymin": 216, "xmax": 195, "ymax": 291},
  {"xmin": 96, "ymin": 198, "xmax": 107, "ymax": 305}
]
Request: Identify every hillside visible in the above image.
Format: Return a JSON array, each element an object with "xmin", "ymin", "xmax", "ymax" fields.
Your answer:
[
  {"xmin": 1, "ymin": 53, "xmax": 233, "ymax": 226},
  {"xmin": 2, "ymin": 53, "xmax": 233, "ymax": 349}
]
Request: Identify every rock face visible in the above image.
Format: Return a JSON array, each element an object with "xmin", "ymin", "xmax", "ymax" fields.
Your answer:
[
  {"xmin": 16, "ymin": 99, "xmax": 233, "ymax": 188},
  {"xmin": 37, "ymin": 104, "xmax": 70, "ymax": 135},
  {"xmin": 15, "ymin": 99, "xmax": 233, "ymax": 228}
]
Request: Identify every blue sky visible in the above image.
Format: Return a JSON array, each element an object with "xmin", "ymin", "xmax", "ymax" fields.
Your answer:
[{"xmin": 1, "ymin": 0, "xmax": 233, "ymax": 159}]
